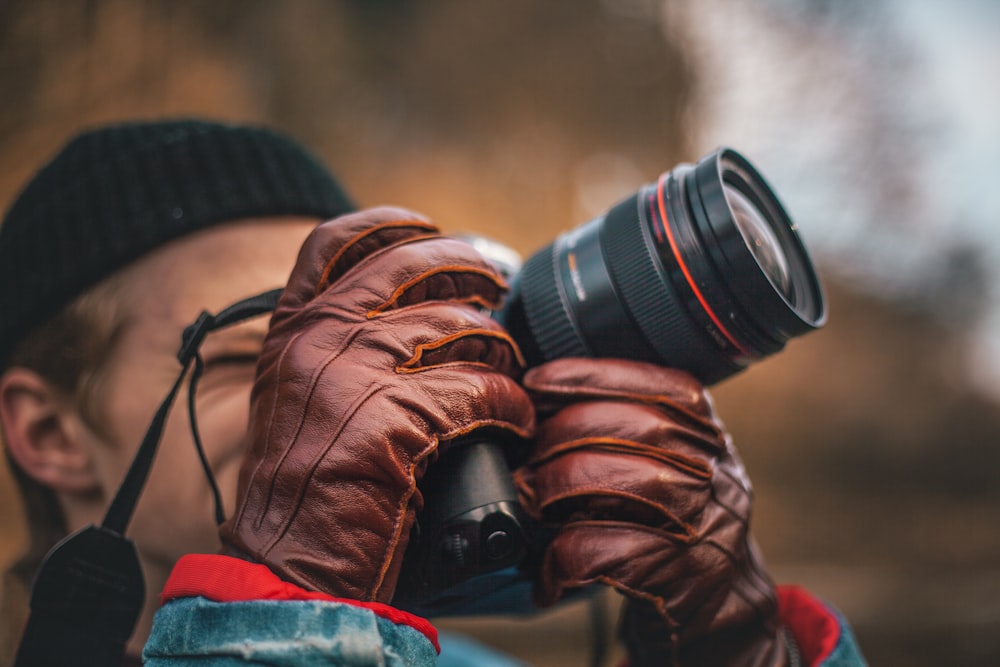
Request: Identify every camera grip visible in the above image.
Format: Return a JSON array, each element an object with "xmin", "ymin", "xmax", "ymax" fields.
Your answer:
[{"xmin": 394, "ymin": 436, "xmax": 530, "ymax": 613}]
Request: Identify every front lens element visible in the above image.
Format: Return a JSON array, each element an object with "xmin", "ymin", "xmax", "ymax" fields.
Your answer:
[{"xmin": 724, "ymin": 183, "xmax": 793, "ymax": 302}]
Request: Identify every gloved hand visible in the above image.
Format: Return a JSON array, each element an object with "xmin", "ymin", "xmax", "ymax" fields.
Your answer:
[
  {"xmin": 513, "ymin": 358, "xmax": 790, "ymax": 667},
  {"xmin": 220, "ymin": 207, "xmax": 535, "ymax": 604}
]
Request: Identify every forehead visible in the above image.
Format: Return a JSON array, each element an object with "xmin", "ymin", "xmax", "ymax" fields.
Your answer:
[{"xmin": 116, "ymin": 216, "xmax": 318, "ymax": 329}]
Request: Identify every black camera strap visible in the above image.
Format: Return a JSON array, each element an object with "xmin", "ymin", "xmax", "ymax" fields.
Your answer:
[{"xmin": 14, "ymin": 289, "xmax": 283, "ymax": 667}]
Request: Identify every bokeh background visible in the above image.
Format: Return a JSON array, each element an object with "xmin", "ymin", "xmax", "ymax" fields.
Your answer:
[{"xmin": 1, "ymin": 1, "xmax": 999, "ymax": 664}]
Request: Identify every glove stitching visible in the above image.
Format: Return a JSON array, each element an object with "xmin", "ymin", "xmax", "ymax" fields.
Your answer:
[
  {"xmin": 396, "ymin": 328, "xmax": 525, "ymax": 373},
  {"xmin": 366, "ymin": 265, "xmax": 506, "ymax": 317},
  {"xmin": 250, "ymin": 325, "xmax": 364, "ymax": 532},
  {"xmin": 535, "ymin": 489, "xmax": 699, "ymax": 539},
  {"xmin": 314, "ymin": 220, "xmax": 438, "ymax": 296},
  {"xmin": 598, "ymin": 575, "xmax": 684, "ymax": 666},
  {"xmin": 228, "ymin": 327, "xmax": 308, "ymax": 531},
  {"xmin": 370, "ymin": 436, "xmax": 439, "ymax": 601},
  {"xmin": 525, "ymin": 382, "xmax": 718, "ymax": 431},
  {"xmin": 260, "ymin": 380, "xmax": 386, "ymax": 557},
  {"xmin": 525, "ymin": 436, "xmax": 712, "ymax": 478}
]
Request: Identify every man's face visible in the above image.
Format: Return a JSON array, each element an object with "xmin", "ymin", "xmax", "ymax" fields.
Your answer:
[{"xmin": 79, "ymin": 217, "xmax": 317, "ymax": 571}]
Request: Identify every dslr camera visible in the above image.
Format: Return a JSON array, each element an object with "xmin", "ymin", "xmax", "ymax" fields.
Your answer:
[{"xmin": 394, "ymin": 147, "xmax": 827, "ymax": 615}]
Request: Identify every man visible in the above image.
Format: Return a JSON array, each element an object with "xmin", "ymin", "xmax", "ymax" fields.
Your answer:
[{"xmin": 0, "ymin": 119, "xmax": 864, "ymax": 665}]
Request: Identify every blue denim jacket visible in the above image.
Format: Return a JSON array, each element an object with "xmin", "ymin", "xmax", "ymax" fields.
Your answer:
[
  {"xmin": 144, "ymin": 595, "xmax": 866, "ymax": 666},
  {"xmin": 144, "ymin": 597, "xmax": 527, "ymax": 666},
  {"xmin": 144, "ymin": 597, "xmax": 437, "ymax": 666},
  {"xmin": 145, "ymin": 556, "xmax": 864, "ymax": 666}
]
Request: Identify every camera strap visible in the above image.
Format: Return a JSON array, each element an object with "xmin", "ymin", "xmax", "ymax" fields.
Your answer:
[{"xmin": 14, "ymin": 288, "xmax": 283, "ymax": 667}]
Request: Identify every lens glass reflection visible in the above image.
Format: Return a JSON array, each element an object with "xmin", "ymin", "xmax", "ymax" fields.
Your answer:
[{"xmin": 724, "ymin": 184, "xmax": 793, "ymax": 302}]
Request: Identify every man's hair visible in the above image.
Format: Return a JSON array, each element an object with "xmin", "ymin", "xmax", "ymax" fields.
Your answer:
[
  {"xmin": 0, "ymin": 117, "xmax": 355, "ymax": 602},
  {"xmin": 1, "ymin": 273, "xmax": 130, "ymax": 617}
]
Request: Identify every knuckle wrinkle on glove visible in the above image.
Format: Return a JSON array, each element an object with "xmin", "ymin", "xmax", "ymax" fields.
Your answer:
[
  {"xmin": 524, "ymin": 358, "xmax": 718, "ymax": 423},
  {"xmin": 368, "ymin": 265, "xmax": 507, "ymax": 316},
  {"xmin": 397, "ymin": 328, "xmax": 526, "ymax": 374}
]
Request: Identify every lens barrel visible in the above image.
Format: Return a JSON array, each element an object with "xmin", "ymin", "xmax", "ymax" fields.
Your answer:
[
  {"xmin": 401, "ymin": 148, "xmax": 826, "ymax": 615},
  {"xmin": 501, "ymin": 148, "xmax": 826, "ymax": 385}
]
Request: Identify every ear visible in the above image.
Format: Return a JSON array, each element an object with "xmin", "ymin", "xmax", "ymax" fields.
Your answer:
[{"xmin": 0, "ymin": 368, "xmax": 100, "ymax": 493}]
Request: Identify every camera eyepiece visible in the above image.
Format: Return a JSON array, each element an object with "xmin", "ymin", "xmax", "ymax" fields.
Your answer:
[{"xmin": 501, "ymin": 147, "xmax": 826, "ymax": 385}]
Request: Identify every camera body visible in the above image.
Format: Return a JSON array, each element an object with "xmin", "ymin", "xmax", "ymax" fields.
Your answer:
[{"xmin": 394, "ymin": 147, "xmax": 826, "ymax": 616}]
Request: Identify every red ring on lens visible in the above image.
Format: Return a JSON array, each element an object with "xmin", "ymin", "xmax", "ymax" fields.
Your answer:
[{"xmin": 655, "ymin": 174, "xmax": 752, "ymax": 358}]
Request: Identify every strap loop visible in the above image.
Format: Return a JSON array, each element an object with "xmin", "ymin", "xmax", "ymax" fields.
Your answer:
[{"xmin": 178, "ymin": 311, "xmax": 216, "ymax": 365}]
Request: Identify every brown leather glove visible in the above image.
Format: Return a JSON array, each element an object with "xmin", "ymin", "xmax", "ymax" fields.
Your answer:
[
  {"xmin": 513, "ymin": 358, "xmax": 789, "ymax": 667},
  {"xmin": 220, "ymin": 207, "xmax": 534, "ymax": 604}
]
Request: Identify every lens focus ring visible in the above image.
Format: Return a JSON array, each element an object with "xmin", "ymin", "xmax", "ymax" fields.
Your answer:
[
  {"xmin": 601, "ymin": 188, "xmax": 741, "ymax": 384},
  {"xmin": 517, "ymin": 242, "xmax": 590, "ymax": 362}
]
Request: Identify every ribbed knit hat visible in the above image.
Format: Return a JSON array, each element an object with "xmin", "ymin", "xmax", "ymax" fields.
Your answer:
[{"xmin": 0, "ymin": 119, "xmax": 356, "ymax": 360}]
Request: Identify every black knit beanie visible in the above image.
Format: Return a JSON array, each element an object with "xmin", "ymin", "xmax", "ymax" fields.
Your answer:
[{"xmin": 0, "ymin": 119, "xmax": 356, "ymax": 361}]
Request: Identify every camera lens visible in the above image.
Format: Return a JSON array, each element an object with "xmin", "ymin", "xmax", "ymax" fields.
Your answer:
[
  {"xmin": 724, "ymin": 182, "xmax": 793, "ymax": 303},
  {"xmin": 500, "ymin": 148, "xmax": 826, "ymax": 385}
]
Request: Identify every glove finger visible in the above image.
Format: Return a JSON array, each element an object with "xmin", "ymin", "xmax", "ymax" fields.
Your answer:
[
  {"xmin": 535, "ymin": 521, "xmax": 742, "ymax": 621},
  {"xmin": 514, "ymin": 395, "xmax": 726, "ymax": 526},
  {"xmin": 377, "ymin": 303, "xmax": 525, "ymax": 376},
  {"xmin": 514, "ymin": 446, "xmax": 712, "ymax": 533},
  {"xmin": 381, "ymin": 311, "xmax": 535, "ymax": 444},
  {"xmin": 325, "ymin": 233, "xmax": 508, "ymax": 316},
  {"xmin": 514, "ymin": 420, "xmax": 752, "ymax": 539},
  {"xmin": 524, "ymin": 358, "xmax": 719, "ymax": 426},
  {"xmin": 533, "ymin": 400, "xmax": 724, "ymax": 463},
  {"xmin": 280, "ymin": 301, "xmax": 524, "ymax": 379},
  {"xmin": 401, "ymin": 364, "xmax": 536, "ymax": 447},
  {"xmin": 280, "ymin": 206, "xmax": 439, "ymax": 311}
]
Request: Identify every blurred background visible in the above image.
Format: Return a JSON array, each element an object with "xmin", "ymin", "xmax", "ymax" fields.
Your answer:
[{"xmin": 1, "ymin": 0, "xmax": 998, "ymax": 664}]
